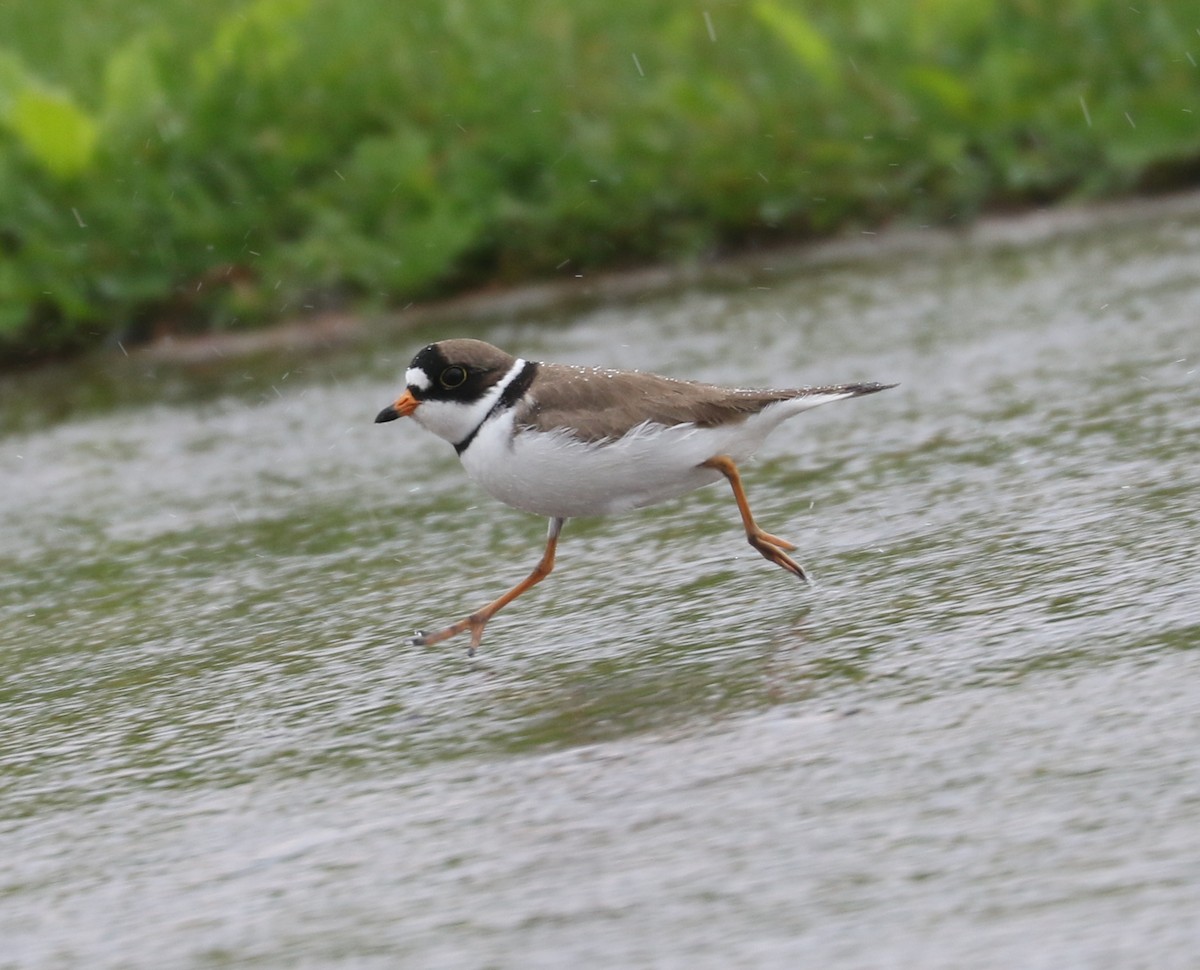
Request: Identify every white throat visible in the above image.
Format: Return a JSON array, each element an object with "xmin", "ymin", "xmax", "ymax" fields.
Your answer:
[{"xmin": 412, "ymin": 357, "xmax": 528, "ymax": 446}]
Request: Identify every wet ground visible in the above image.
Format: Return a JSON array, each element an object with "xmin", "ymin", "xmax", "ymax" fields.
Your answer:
[{"xmin": 2, "ymin": 199, "xmax": 1198, "ymax": 968}]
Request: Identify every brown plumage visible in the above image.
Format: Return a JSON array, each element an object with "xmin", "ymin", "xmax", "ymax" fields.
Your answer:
[{"xmin": 516, "ymin": 363, "xmax": 885, "ymax": 443}]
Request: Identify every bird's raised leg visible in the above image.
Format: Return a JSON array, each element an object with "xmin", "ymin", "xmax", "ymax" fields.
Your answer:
[
  {"xmin": 701, "ymin": 455, "xmax": 808, "ymax": 582},
  {"xmin": 412, "ymin": 517, "xmax": 565, "ymax": 655}
]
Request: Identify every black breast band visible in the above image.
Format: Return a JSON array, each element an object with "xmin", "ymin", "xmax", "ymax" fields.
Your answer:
[{"xmin": 454, "ymin": 360, "xmax": 539, "ymax": 455}]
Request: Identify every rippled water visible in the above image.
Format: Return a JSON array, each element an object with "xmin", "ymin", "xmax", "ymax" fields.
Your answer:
[{"xmin": 3, "ymin": 202, "xmax": 1199, "ymax": 968}]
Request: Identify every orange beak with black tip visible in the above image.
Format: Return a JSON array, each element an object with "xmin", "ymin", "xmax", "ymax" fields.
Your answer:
[{"xmin": 374, "ymin": 388, "xmax": 420, "ymax": 424}]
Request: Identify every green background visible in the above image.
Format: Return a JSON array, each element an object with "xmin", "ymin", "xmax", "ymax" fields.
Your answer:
[{"xmin": 1, "ymin": 0, "xmax": 1197, "ymax": 360}]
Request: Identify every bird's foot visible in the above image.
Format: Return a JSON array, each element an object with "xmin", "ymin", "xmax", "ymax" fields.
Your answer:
[
  {"xmin": 757, "ymin": 530, "xmax": 797, "ymax": 551},
  {"xmin": 748, "ymin": 530, "xmax": 808, "ymax": 583},
  {"xmin": 407, "ymin": 615, "xmax": 489, "ymax": 655}
]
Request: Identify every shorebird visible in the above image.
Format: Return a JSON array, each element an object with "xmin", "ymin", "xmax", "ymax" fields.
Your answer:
[{"xmin": 376, "ymin": 339, "xmax": 894, "ymax": 653}]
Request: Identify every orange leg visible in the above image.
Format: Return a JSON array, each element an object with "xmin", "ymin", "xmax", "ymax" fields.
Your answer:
[
  {"xmin": 412, "ymin": 517, "xmax": 565, "ymax": 655},
  {"xmin": 701, "ymin": 455, "xmax": 808, "ymax": 582}
]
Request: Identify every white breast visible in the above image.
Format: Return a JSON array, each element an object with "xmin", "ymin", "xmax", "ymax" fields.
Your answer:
[{"xmin": 459, "ymin": 401, "xmax": 807, "ymax": 519}]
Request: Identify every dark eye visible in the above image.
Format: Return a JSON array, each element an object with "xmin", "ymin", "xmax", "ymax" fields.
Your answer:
[{"xmin": 440, "ymin": 365, "xmax": 467, "ymax": 389}]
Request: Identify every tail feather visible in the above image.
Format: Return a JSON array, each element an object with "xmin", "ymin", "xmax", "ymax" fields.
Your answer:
[
  {"xmin": 798, "ymin": 381, "xmax": 897, "ymax": 398},
  {"xmin": 770, "ymin": 380, "xmax": 897, "ymax": 416}
]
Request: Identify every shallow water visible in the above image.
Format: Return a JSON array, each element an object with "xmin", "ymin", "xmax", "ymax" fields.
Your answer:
[{"xmin": 2, "ymin": 203, "xmax": 1199, "ymax": 968}]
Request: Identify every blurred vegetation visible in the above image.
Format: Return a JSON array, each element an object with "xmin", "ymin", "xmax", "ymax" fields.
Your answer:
[{"xmin": 1, "ymin": 0, "xmax": 1198, "ymax": 362}]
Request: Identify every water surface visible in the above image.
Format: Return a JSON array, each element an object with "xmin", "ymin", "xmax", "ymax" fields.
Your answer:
[{"xmin": 2, "ymin": 202, "xmax": 1199, "ymax": 968}]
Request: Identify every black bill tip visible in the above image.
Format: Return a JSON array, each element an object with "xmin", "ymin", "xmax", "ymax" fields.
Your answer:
[{"xmin": 374, "ymin": 405, "xmax": 400, "ymax": 424}]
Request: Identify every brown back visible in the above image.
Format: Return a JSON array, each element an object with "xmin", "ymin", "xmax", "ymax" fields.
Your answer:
[{"xmin": 514, "ymin": 364, "xmax": 800, "ymax": 442}]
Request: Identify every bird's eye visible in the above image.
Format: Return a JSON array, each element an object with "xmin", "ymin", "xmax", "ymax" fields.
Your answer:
[{"xmin": 440, "ymin": 365, "xmax": 467, "ymax": 389}]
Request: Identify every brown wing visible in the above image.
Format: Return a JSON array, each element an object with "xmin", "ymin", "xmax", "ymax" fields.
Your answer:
[{"xmin": 513, "ymin": 363, "xmax": 801, "ymax": 442}]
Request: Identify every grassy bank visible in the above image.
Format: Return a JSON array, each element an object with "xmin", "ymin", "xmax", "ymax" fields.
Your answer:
[{"xmin": 1, "ymin": 0, "xmax": 1198, "ymax": 362}]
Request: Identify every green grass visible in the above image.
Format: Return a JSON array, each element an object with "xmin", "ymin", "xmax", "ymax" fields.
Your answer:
[{"xmin": 1, "ymin": 0, "xmax": 1198, "ymax": 361}]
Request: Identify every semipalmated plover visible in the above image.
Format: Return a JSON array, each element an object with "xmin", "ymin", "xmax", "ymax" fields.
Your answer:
[{"xmin": 376, "ymin": 338, "xmax": 894, "ymax": 653}]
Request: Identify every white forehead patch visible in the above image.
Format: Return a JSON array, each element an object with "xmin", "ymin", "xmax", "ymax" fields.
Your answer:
[{"xmin": 405, "ymin": 366, "xmax": 431, "ymax": 391}]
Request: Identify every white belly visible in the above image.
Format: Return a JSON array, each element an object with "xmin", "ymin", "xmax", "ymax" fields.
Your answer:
[{"xmin": 459, "ymin": 410, "xmax": 785, "ymax": 518}]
